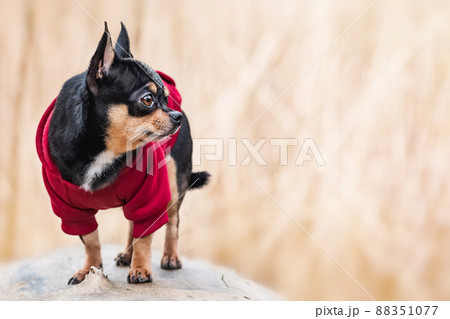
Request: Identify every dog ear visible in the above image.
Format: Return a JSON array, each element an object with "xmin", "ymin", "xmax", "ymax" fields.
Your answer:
[
  {"xmin": 87, "ymin": 22, "xmax": 115, "ymax": 95},
  {"xmin": 115, "ymin": 22, "xmax": 133, "ymax": 58}
]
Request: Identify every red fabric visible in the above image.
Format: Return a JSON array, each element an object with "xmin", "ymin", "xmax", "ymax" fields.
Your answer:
[{"xmin": 36, "ymin": 71, "xmax": 182, "ymax": 238}]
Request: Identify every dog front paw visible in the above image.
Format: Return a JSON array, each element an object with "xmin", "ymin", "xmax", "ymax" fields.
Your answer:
[
  {"xmin": 115, "ymin": 252, "xmax": 132, "ymax": 266},
  {"xmin": 161, "ymin": 254, "xmax": 182, "ymax": 270},
  {"xmin": 127, "ymin": 268, "xmax": 153, "ymax": 284},
  {"xmin": 68, "ymin": 269, "xmax": 90, "ymax": 285}
]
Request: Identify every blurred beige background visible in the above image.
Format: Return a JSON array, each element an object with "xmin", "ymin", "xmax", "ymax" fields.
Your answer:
[{"xmin": 1, "ymin": 0, "xmax": 450, "ymax": 300}]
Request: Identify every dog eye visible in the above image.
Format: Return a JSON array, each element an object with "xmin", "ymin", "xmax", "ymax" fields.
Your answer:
[{"xmin": 141, "ymin": 94, "xmax": 154, "ymax": 106}]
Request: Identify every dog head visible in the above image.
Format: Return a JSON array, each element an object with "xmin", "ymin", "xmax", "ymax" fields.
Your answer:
[{"xmin": 86, "ymin": 22, "xmax": 182, "ymax": 155}]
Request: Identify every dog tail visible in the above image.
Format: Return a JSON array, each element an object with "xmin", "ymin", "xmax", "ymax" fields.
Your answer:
[{"xmin": 189, "ymin": 171, "xmax": 211, "ymax": 190}]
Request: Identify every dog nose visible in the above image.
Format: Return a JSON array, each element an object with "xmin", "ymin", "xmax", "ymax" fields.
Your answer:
[{"xmin": 169, "ymin": 111, "xmax": 182, "ymax": 124}]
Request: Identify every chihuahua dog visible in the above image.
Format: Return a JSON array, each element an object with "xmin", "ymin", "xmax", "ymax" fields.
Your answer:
[{"xmin": 36, "ymin": 22, "xmax": 209, "ymax": 285}]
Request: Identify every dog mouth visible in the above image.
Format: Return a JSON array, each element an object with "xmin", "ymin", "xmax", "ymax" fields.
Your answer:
[
  {"xmin": 168, "ymin": 123, "xmax": 182, "ymax": 135},
  {"xmin": 139, "ymin": 124, "xmax": 180, "ymax": 142}
]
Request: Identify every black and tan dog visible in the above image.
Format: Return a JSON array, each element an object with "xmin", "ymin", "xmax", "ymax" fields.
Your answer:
[{"xmin": 36, "ymin": 22, "xmax": 209, "ymax": 285}]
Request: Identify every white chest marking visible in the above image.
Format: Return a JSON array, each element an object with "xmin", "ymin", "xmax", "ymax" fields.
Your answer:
[{"xmin": 81, "ymin": 150, "xmax": 119, "ymax": 191}]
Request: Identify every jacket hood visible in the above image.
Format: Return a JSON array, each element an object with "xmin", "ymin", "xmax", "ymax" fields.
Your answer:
[{"xmin": 36, "ymin": 97, "xmax": 58, "ymax": 172}]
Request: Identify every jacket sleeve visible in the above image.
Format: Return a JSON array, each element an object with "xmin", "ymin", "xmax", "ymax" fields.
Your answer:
[{"xmin": 42, "ymin": 168, "xmax": 98, "ymax": 236}]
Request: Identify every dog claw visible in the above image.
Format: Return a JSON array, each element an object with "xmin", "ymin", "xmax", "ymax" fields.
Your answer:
[
  {"xmin": 115, "ymin": 252, "xmax": 132, "ymax": 266},
  {"xmin": 68, "ymin": 275, "xmax": 84, "ymax": 285},
  {"xmin": 68, "ymin": 277, "xmax": 79, "ymax": 285},
  {"xmin": 68, "ymin": 269, "xmax": 90, "ymax": 285},
  {"xmin": 161, "ymin": 254, "xmax": 182, "ymax": 270},
  {"xmin": 127, "ymin": 269, "xmax": 152, "ymax": 284}
]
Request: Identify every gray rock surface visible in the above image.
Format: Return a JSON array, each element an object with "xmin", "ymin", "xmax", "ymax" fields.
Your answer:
[{"xmin": 0, "ymin": 245, "xmax": 280, "ymax": 300}]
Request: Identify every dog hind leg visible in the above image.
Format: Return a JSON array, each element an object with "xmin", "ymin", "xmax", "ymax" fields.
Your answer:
[
  {"xmin": 161, "ymin": 159, "xmax": 183, "ymax": 269},
  {"xmin": 115, "ymin": 221, "xmax": 133, "ymax": 266}
]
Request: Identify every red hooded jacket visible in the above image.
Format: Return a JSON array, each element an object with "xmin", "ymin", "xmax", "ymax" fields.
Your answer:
[{"xmin": 36, "ymin": 71, "xmax": 181, "ymax": 238}]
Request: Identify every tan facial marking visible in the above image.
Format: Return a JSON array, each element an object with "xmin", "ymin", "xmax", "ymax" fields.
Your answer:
[
  {"xmin": 105, "ymin": 104, "xmax": 172, "ymax": 154},
  {"xmin": 164, "ymin": 86, "xmax": 170, "ymax": 97},
  {"xmin": 148, "ymin": 82, "xmax": 157, "ymax": 94}
]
